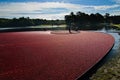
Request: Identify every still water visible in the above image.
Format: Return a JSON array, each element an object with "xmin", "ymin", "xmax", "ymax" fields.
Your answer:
[
  {"xmin": 98, "ymin": 29, "xmax": 120, "ymax": 60},
  {"xmin": 79, "ymin": 29, "xmax": 120, "ymax": 80},
  {"xmin": 0, "ymin": 26, "xmax": 120, "ymax": 58},
  {"xmin": 0, "ymin": 27, "xmax": 120, "ymax": 80}
]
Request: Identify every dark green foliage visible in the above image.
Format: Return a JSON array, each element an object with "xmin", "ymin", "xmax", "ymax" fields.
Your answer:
[
  {"xmin": 110, "ymin": 16, "xmax": 120, "ymax": 24},
  {"xmin": 0, "ymin": 17, "xmax": 65, "ymax": 28},
  {"xmin": 65, "ymin": 12, "xmax": 120, "ymax": 30}
]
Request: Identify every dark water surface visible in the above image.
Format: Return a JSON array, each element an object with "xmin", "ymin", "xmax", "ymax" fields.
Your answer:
[
  {"xmin": 0, "ymin": 27, "xmax": 120, "ymax": 80},
  {"xmin": 99, "ymin": 29, "xmax": 120, "ymax": 59},
  {"xmin": 78, "ymin": 29, "xmax": 120, "ymax": 80}
]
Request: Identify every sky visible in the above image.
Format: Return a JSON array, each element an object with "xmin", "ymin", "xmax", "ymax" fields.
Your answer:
[{"xmin": 0, "ymin": 0, "xmax": 120, "ymax": 20}]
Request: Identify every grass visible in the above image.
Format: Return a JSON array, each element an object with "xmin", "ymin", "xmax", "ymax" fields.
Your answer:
[
  {"xmin": 113, "ymin": 24, "xmax": 120, "ymax": 28},
  {"xmin": 90, "ymin": 49, "xmax": 120, "ymax": 80},
  {"xmin": 111, "ymin": 24, "xmax": 120, "ymax": 30}
]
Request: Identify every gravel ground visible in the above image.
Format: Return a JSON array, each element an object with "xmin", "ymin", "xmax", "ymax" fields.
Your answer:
[{"xmin": 90, "ymin": 47, "xmax": 120, "ymax": 80}]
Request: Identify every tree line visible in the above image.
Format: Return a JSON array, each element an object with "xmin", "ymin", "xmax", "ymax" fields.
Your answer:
[
  {"xmin": 65, "ymin": 12, "xmax": 120, "ymax": 30},
  {"xmin": 0, "ymin": 17, "xmax": 65, "ymax": 28},
  {"xmin": 0, "ymin": 12, "xmax": 120, "ymax": 30}
]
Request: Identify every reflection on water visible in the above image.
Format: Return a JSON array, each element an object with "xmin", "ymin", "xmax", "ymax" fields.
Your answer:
[
  {"xmin": 109, "ymin": 33, "xmax": 120, "ymax": 50},
  {"xmin": 104, "ymin": 32, "xmax": 120, "ymax": 62},
  {"xmin": 96, "ymin": 29, "xmax": 120, "ymax": 62},
  {"xmin": 97, "ymin": 28, "xmax": 120, "ymax": 49},
  {"xmin": 0, "ymin": 26, "xmax": 120, "ymax": 58},
  {"xmin": 79, "ymin": 29, "xmax": 120, "ymax": 80},
  {"xmin": 0, "ymin": 27, "xmax": 120, "ymax": 80}
]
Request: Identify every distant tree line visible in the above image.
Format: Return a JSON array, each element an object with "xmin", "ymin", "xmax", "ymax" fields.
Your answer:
[
  {"xmin": 0, "ymin": 17, "xmax": 65, "ymax": 28},
  {"xmin": 65, "ymin": 12, "xmax": 120, "ymax": 30}
]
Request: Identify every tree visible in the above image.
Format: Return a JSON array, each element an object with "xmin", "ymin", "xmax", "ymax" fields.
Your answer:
[{"xmin": 104, "ymin": 13, "xmax": 110, "ymax": 23}]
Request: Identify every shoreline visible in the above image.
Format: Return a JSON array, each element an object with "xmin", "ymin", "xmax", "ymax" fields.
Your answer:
[
  {"xmin": 90, "ymin": 32, "xmax": 120, "ymax": 80},
  {"xmin": 90, "ymin": 51, "xmax": 120, "ymax": 80}
]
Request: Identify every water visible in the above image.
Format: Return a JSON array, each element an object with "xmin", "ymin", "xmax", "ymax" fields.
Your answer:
[
  {"xmin": 98, "ymin": 28, "xmax": 120, "ymax": 58},
  {"xmin": 0, "ymin": 26, "xmax": 120, "ymax": 57},
  {"xmin": 92, "ymin": 28, "xmax": 120, "ymax": 65},
  {"xmin": 0, "ymin": 26, "xmax": 120, "ymax": 80},
  {"xmin": 0, "ymin": 26, "xmax": 120, "ymax": 55},
  {"xmin": 0, "ymin": 25, "xmax": 67, "ymax": 32},
  {"xmin": 78, "ymin": 29, "xmax": 120, "ymax": 80}
]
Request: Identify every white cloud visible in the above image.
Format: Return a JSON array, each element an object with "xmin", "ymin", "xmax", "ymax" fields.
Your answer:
[
  {"xmin": 93, "ymin": 5, "xmax": 119, "ymax": 10},
  {"xmin": 0, "ymin": 2, "xmax": 120, "ymax": 20},
  {"xmin": 113, "ymin": 0, "xmax": 120, "ymax": 3},
  {"xmin": 110, "ymin": 10, "xmax": 120, "ymax": 15}
]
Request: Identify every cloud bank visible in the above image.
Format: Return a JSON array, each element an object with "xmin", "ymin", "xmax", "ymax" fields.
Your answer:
[
  {"xmin": 0, "ymin": 2, "xmax": 120, "ymax": 20},
  {"xmin": 113, "ymin": 0, "xmax": 120, "ymax": 3}
]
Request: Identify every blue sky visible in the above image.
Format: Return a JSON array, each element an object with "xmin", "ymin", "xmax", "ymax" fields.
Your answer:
[
  {"xmin": 0, "ymin": 0, "xmax": 116, "ymax": 5},
  {"xmin": 0, "ymin": 0, "xmax": 120, "ymax": 20}
]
